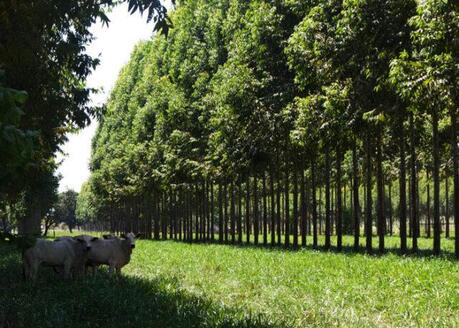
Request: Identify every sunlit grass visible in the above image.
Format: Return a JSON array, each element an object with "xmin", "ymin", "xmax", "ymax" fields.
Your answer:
[{"xmin": 1, "ymin": 235, "xmax": 458, "ymax": 327}]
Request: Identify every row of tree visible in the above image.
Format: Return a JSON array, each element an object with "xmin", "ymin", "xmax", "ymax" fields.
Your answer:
[
  {"xmin": 0, "ymin": 0, "xmax": 169, "ymax": 235},
  {"xmin": 82, "ymin": 0, "xmax": 459, "ymax": 257}
]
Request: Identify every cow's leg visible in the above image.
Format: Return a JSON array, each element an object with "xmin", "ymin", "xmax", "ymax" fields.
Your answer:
[
  {"xmin": 116, "ymin": 267, "xmax": 121, "ymax": 275},
  {"xmin": 108, "ymin": 264, "xmax": 115, "ymax": 276},
  {"xmin": 30, "ymin": 260, "xmax": 40, "ymax": 282},
  {"xmin": 89, "ymin": 264, "xmax": 97, "ymax": 276},
  {"xmin": 63, "ymin": 260, "xmax": 72, "ymax": 280},
  {"xmin": 22, "ymin": 256, "xmax": 29, "ymax": 281}
]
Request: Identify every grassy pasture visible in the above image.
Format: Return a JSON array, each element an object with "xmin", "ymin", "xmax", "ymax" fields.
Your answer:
[{"xmin": 1, "ymin": 235, "xmax": 458, "ymax": 327}]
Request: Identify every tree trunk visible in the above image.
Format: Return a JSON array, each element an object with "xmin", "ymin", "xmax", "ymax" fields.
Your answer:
[
  {"xmin": 311, "ymin": 159, "xmax": 318, "ymax": 248},
  {"xmin": 254, "ymin": 174, "xmax": 259, "ymax": 245},
  {"xmin": 325, "ymin": 147, "xmax": 331, "ymax": 250},
  {"xmin": 262, "ymin": 171, "xmax": 268, "ymax": 246},
  {"xmin": 319, "ymin": 185, "xmax": 323, "ymax": 235},
  {"xmin": 449, "ymin": 107, "xmax": 459, "ymax": 258},
  {"xmin": 18, "ymin": 192, "xmax": 42, "ymax": 236},
  {"xmin": 353, "ymin": 141, "xmax": 360, "ymax": 251},
  {"xmin": 270, "ymin": 168, "xmax": 276, "ymax": 245},
  {"xmin": 445, "ymin": 175, "xmax": 450, "ymax": 238},
  {"xmin": 246, "ymin": 176, "xmax": 251, "ymax": 244},
  {"xmin": 410, "ymin": 114, "xmax": 418, "ymax": 252},
  {"xmin": 376, "ymin": 132, "xmax": 385, "ymax": 253},
  {"xmin": 211, "ymin": 181, "xmax": 215, "ymax": 242},
  {"xmin": 238, "ymin": 180, "xmax": 243, "ymax": 244},
  {"xmin": 218, "ymin": 183, "xmax": 224, "ymax": 243},
  {"xmin": 301, "ymin": 169, "xmax": 307, "ymax": 247},
  {"xmin": 365, "ymin": 133, "xmax": 373, "ymax": 254},
  {"xmin": 276, "ymin": 167, "xmax": 281, "ymax": 246},
  {"xmin": 223, "ymin": 182, "xmax": 228, "ymax": 243},
  {"xmin": 285, "ymin": 165, "xmax": 290, "ymax": 248},
  {"xmin": 388, "ymin": 181, "xmax": 393, "ymax": 236},
  {"xmin": 433, "ymin": 109, "xmax": 441, "ymax": 255},
  {"xmin": 336, "ymin": 146, "xmax": 343, "ymax": 252},
  {"xmin": 427, "ymin": 169, "xmax": 431, "ymax": 238},
  {"xmin": 292, "ymin": 167, "xmax": 299, "ymax": 248},
  {"xmin": 399, "ymin": 115, "xmax": 407, "ymax": 253},
  {"xmin": 230, "ymin": 182, "xmax": 236, "ymax": 244}
]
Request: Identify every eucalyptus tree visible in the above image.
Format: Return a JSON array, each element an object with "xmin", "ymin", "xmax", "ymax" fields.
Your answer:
[
  {"xmin": 334, "ymin": 0, "xmax": 416, "ymax": 253},
  {"xmin": 286, "ymin": 0, "xmax": 344, "ymax": 250},
  {"xmin": 391, "ymin": 0, "xmax": 459, "ymax": 256},
  {"xmin": 83, "ymin": 0, "xmax": 459, "ymax": 257}
]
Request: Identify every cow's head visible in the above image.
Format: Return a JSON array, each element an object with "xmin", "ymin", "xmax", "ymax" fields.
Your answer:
[
  {"xmin": 121, "ymin": 232, "xmax": 138, "ymax": 249},
  {"xmin": 74, "ymin": 236, "xmax": 99, "ymax": 251}
]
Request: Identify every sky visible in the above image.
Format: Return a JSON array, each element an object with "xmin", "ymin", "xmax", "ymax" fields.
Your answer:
[{"xmin": 56, "ymin": 3, "xmax": 160, "ymax": 193}]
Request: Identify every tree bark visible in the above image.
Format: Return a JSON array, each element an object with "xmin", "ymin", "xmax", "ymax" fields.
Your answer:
[
  {"xmin": 218, "ymin": 183, "xmax": 224, "ymax": 243},
  {"xmin": 311, "ymin": 159, "xmax": 318, "ymax": 248},
  {"xmin": 427, "ymin": 169, "xmax": 431, "ymax": 238},
  {"xmin": 449, "ymin": 107, "xmax": 459, "ymax": 258},
  {"xmin": 433, "ymin": 109, "xmax": 441, "ymax": 255},
  {"xmin": 365, "ymin": 133, "xmax": 373, "ymax": 254},
  {"xmin": 18, "ymin": 192, "xmax": 42, "ymax": 236},
  {"xmin": 223, "ymin": 182, "xmax": 228, "ymax": 243},
  {"xmin": 254, "ymin": 174, "xmax": 259, "ymax": 245},
  {"xmin": 285, "ymin": 165, "xmax": 290, "ymax": 248},
  {"xmin": 262, "ymin": 171, "xmax": 268, "ymax": 246},
  {"xmin": 376, "ymin": 132, "xmax": 385, "ymax": 253},
  {"xmin": 336, "ymin": 146, "xmax": 343, "ymax": 251},
  {"xmin": 246, "ymin": 176, "xmax": 251, "ymax": 244},
  {"xmin": 238, "ymin": 180, "xmax": 243, "ymax": 244},
  {"xmin": 211, "ymin": 181, "xmax": 215, "ymax": 242},
  {"xmin": 230, "ymin": 182, "xmax": 236, "ymax": 244},
  {"xmin": 292, "ymin": 167, "xmax": 298, "ymax": 248},
  {"xmin": 445, "ymin": 175, "xmax": 450, "ymax": 238},
  {"xmin": 325, "ymin": 147, "xmax": 331, "ymax": 250},
  {"xmin": 301, "ymin": 168, "xmax": 307, "ymax": 247},
  {"xmin": 388, "ymin": 181, "xmax": 393, "ymax": 236},
  {"xmin": 410, "ymin": 114, "xmax": 418, "ymax": 252},
  {"xmin": 276, "ymin": 167, "xmax": 281, "ymax": 246},
  {"xmin": 353, "ymin": 141, "xmax": 360, "ymax": 251},
  {"xmin": 399, "ymin": 116, "xmax": 407, "ymax": 253},
  {"xmin": 270, "ymin": 167, "xmax": 276, "ymax": 245}
]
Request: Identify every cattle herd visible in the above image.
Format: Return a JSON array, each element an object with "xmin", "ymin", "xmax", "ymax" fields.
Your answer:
[{"xmin": 22, "ymin": 233, "xmax": 139, "ymax": 281}]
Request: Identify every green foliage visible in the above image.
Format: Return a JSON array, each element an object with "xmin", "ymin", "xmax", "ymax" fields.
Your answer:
[
  {"xmin": 85, "ymin": 0, "xmax": 459, "ymax": 256},
  {"xmin": 0, "ymin": 0, "xmax": 171, "ymax": 234},
  {"xmin": 55, "ymin": 190, "xmax": 79, "ymax": 230},
  {"xmin": 0, "ymin": 71, "xmax": 36, "ymax": 197}
]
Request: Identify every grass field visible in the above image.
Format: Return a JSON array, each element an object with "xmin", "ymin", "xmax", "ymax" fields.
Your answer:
[{"xmin": 1, "ymin": 235, "xmax": 458, "ymax": 327}]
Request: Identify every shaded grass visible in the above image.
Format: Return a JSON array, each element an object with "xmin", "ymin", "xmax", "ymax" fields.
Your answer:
[
  {"xmin": 0, "ymin": 243, "xmax": 279, "ymax": 328},
  {"xmin": 1, "ymin": 235, "xmax": 459, "ymax": 327}
]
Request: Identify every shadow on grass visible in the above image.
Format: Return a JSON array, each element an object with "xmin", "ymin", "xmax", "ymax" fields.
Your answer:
[
  {"xmin": 174, "ymin": 237, "xmax": 458, "ymax": 261},
  {"xmin": 0, "ymin": 244, "xmax": 285, "ymax": 328}
]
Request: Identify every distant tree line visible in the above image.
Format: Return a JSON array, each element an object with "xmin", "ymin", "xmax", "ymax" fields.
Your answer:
[{"xmin": 82, "ymin": 0, "xmax": 459, "ymax": 257}]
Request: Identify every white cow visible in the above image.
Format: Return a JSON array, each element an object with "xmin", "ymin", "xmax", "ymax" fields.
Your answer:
[
  {"xmin": 87, "ymin": 233, "xmax": 138, "ymax": 276},
  {"xmin": 23, "ymin": 237, "xmax": 91, "ymax": 281}
]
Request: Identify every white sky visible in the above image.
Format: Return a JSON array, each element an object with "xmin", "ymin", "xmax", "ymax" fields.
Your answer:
[{"xmin": 56, "ymin": 3, "xmax": 167, "ymax": 193}]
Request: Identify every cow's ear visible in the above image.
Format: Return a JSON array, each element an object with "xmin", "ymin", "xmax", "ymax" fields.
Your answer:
[
  {"xmin": 75, "ymin": 237, "xmax": 84, "ymax": 243},
  {"xmin": 91, "ymin": 237, "xmax": 99, "ymax": 241}
]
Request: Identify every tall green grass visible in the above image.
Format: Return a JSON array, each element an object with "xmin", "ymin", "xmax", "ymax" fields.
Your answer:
[{"xmin": 1, "ymin": 236, "xmax": 458, "ymax": 327}]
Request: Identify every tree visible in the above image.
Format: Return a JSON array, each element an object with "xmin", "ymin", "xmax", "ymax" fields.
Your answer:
[
  {"xmin": 55, "ymin": 190, "xmax": 79, "ymax": 233},
  {"xmin": 0, "ymin": 0, "xmax": 170, "ymax": 235},
  {"xmin": 391, "ymin": 0, "xmax": 459, "ymax": 256}
]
